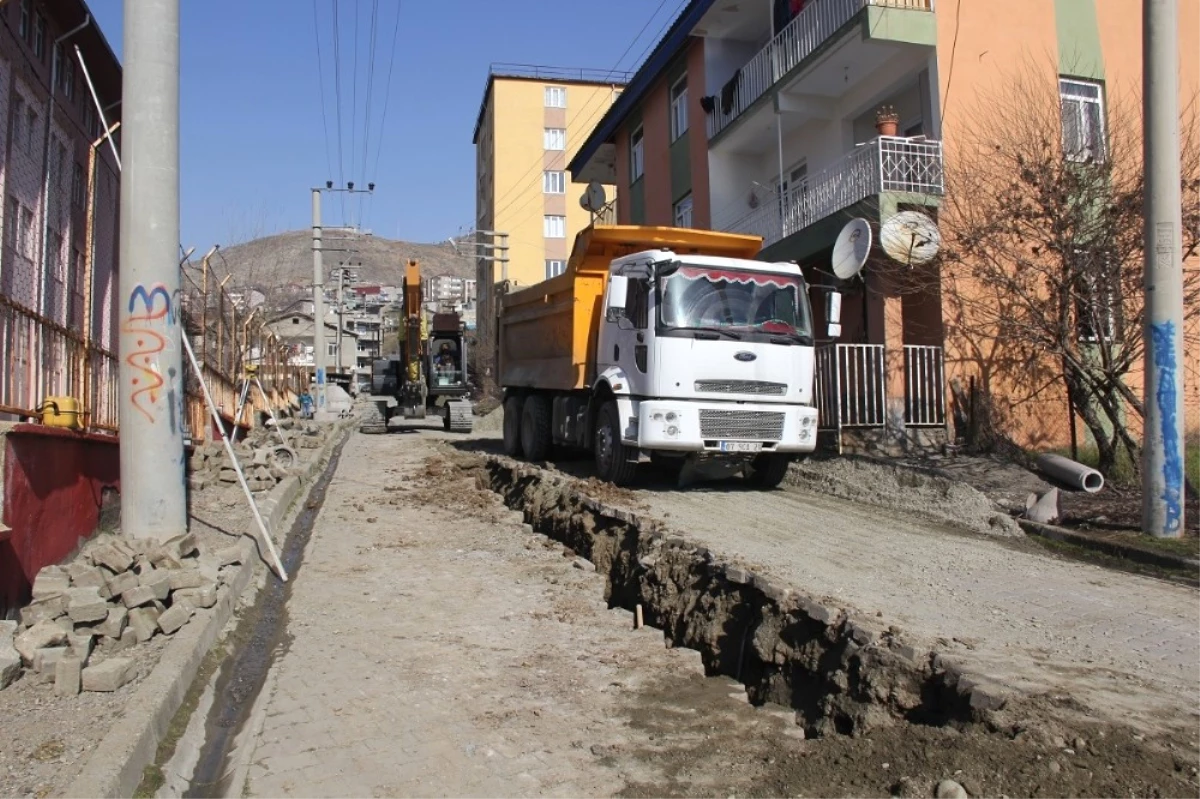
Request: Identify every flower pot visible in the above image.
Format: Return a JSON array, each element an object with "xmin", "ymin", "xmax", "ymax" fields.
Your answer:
[{"xmin": 876, "ymin": 119, "xmax": 899, "ymax": 137}]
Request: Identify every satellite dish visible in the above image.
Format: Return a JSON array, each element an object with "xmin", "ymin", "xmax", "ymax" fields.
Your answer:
[
  {"xmin": 831, "ymin": 218, "xmax": 872, "ymax": 280},
  {"xmin": 880, "ymin": 210, "xmax": 941, "ymax": 266},
  {"xmin": 580, "ymin": 180, "xmax": 607, "ymax": 213}
]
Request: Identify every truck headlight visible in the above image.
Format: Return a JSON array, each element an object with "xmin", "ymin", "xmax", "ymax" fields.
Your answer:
[
  {"xmin": 666, "ymin": 425, "xmax": 680, "ymax": 437},
  {"xmin": 665, "ymin": 411, "xmax": 678, "ymax": 422},
  {"xmin": 800, "ymin": 415, "xmax": 815, "ymax": 428}
]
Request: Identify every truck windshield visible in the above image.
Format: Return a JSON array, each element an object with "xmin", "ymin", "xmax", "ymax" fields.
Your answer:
[{"xmin": 657, "ymin": 263, "xmax": 812, "ymax": 342}]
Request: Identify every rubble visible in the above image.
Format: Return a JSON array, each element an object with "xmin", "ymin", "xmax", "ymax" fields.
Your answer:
[
  {"xmin": 2, "ymin": 531, "xmax": 223, "ymax": 694},
  {"xmin": 81, "ymin": 657, "xmax": 137, "ymax": 692},
  {"xmin": 184, "ymin": 417, "xmax": 318, "ymax": 493}
]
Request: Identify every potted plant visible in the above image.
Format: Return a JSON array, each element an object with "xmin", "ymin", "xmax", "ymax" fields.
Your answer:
[{"xmin": 875, "ymin": 105, "xmax": 900, "ymax": 137}]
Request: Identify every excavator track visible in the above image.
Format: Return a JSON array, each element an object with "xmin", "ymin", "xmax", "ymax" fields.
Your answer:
[
  {"xmin": 358, "ymin": 400, "xmax": 390, "ymax": 435},
  {"xmin": 446, "ymin": 400, "xmax": 474, "ymax": 433}
]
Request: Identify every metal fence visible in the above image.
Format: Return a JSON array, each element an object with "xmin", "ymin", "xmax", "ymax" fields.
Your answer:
[
  {"xmin": 179, "ymin": 253, "xmax": 309, "ymax": 445},
  {"xmin": 904, "ymin": 345, "xmax": 946, "ymax": 426},
  {"xmin": 723, "ymin": 136, "xmax": 944, "ymax": 248},
  {"xmin": 815, "ymin": 343, "xmax": 886, "ymax": 430},
  {"xmin": 706, "ymin": 0, "xmax": 937, "ymax": 139}
]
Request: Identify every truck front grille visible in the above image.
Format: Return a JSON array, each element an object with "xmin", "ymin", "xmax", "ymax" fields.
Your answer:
[
  {"xmin": 694, "ymin": 380, "xmax": 787, "ymax": 396},
  {"xmin": 699, "ymin": 410, "xmax": 785, "ymax": 441}
]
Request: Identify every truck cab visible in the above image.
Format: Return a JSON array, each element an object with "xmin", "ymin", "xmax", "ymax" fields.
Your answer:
[{"xmin": 594, "ymin": 250, "xmax": 818, "ymax": 483}]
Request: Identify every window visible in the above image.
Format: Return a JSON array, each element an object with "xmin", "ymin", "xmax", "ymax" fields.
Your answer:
[
  {"xmin": 84, "ymin": 101, "xmax": 97, "ymax": 139},
  {"xmin": 1074, "ymin": 248, "xmax": 1119, "ymax": 342},
  {"xmin": 544, "ymin": 86, "xmax": 566, "ymax": 108},
  {"xmin": 11, "ymin": 95, "xmax": 25, "ymax": 150},
  {"xmin": 72, "ymin": 162, "xmax": 85, "ymax": 207},
  {"xmin": 673, "ymin": 194, "xmax": 693, "ymax": 228},
  {"xmin": 18, "ymin": 0, "xmax": 30, "ymax": 43},
  {"xmin": 327, "ymin": 342, "xmax": 338, "ymax": 357},
  {"xmin": 1060, "ymin": 78, "xmax": 1106, "ymax": 163},
  {"xmin": 25, "ymin": 107, "xmax": 37, "ymax": 154},
  {"xmin": 542, "ymin": 170, "xmax": 565, "ymax": 194},
  {"xmin": 292, "ymin": 317, "xmax": 300, "ymax": 325},
  {"xmin": 5, "ymin": 197, "xmax": 18, "ymax": 250},
  {"xmin": 62, "ymin": 57, "xmax": 75, "ymax": 101},
  {"xmin": 545, "ymin": 260, "xmax": 566, "ymax": 279},
  {"xmin": 670, "ymin": 75, "xmax": 689, "ymax": 141},
  {"xmin": 52, "ymin": 139, "xmax": 66, "ymax": 189},
  {"xmin": 543, "ymin": 215, "xmax": 566, "ymax": 239},
  {"xmin": 543, "ymin": 127, "xmax": 565, "ymax": 151},
  {"xmin": 19, "ymin": 206, "xmax": 34, "ymax": 258},
  {"xmin": 33, "ymin": 13, "xmax": 46, "ymax": 61},
  {"xmin": 630, "ymin": 126, "xmax": 644, "ymax": 182}
]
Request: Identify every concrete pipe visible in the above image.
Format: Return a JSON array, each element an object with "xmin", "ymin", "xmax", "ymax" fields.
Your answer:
[{"xmin": 1035, "ymin": 453, "xmax": 1104, "ymax": 494}]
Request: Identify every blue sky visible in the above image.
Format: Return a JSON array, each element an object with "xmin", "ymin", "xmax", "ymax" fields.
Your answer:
[{"xmin": 86, "ymin": 0, "xmax": 682, "ymax": 248}]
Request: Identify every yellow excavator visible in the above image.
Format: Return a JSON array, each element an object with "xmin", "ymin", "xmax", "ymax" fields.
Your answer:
[{"xmin": 360, "ymin": 259, "xmax": 474, "ymax": 434}]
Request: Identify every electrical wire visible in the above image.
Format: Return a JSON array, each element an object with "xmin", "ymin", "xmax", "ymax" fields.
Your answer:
[
  {"xmin": 487, "ymin": 0, "xmax": 677, "ymax": 212},
  {"xmin": 310, "ymin": 0, "xmax": 335, "ymax": 186},
  {"xmin": 350, "ymin": 0, "xmax": 360, "ymax": 223},
  {"xmin": 492, "ymin": 0, "xmax": 688, "ymax": 239},
  {"xmin": 357, "ymin": 0, "xmax": 381, "ymax": 230},
  {"xmin": 331, "ymin": 0, "xmax": 347, "ymax": 222},
  {"xmin": 365, "ymin": 0, "xmax": 404, "ymax": 234}
]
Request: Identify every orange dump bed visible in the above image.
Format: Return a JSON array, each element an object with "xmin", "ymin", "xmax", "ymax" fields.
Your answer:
[{"xmin": 498, "ymin": 225, "xmax": 763, "ymax": 391}]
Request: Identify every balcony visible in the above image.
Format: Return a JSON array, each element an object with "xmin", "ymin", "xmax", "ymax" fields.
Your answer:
[
  {"xmin": 706, "ymin": 0, "xmax": 936, "ymax": 141},
  {"xmin": 721, "ymin": 136, "xmax": 943, "ymax": 248}
]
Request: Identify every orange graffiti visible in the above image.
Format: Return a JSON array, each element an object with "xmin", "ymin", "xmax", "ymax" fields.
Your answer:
[{"xmin": 123, "ymin": 284, "xmax": 173, "ymax": 423}]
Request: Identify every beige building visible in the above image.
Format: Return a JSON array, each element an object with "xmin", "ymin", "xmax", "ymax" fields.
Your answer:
[{"xmin": 471, "ymin": 65, "xmax": 629, "ymax": 375}]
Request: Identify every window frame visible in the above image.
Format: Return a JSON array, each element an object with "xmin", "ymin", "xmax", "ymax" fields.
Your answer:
[
  {"xmin": 18, "ymin": 0, "xmax": 30, "ymax": 42},
  {"xmin": 630, "ymin": 125, "xmax": 645, "ymax": 183},
  {"xmin": 673, "ymin": 193, "xmax": 693, "ymax": 228},
  {"xmin": 544, "ymin": 85, "xmax": 567, "ymax": 108},
  {"xmin": 1059, "ymin": 77, "xmax": 1107, "ymax": 163},
  {"xmin": 545, "ymin": 259, "xmax": 566, "ymax": 280},
  {"xmin": 543, "ymin": 127, "xmax": 566, "ymax": 151},
  {"xmin": 542, "ymin": 170, "xmax": 566, "ymax": 195},
  {"xmin": 543, "ymin": 215, "xmax": 566, "ymax": 239},
  {"xmin": 670, "ymin": 75, "xmax": 689, "ymax": 142},
  {"xmin": 33, "ymin": 12, "xmax": 46, "ymax": 61}
]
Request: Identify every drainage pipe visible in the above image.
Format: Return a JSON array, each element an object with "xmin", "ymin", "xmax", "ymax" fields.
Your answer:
[{"xmin": 1035, "ymin": 453, "xmax": 1105, "ymax": 494}]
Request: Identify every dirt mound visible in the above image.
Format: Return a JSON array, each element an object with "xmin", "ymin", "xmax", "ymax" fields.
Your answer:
[{"xmin": 787, "ymin": 456, "xmax": 1023, "ymax": 537}]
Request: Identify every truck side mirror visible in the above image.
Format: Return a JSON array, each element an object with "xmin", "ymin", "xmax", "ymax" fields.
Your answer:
[
  {"xmin": 826, "ymin": 291, "xmax": 842, "ymax": 339},
  {"xmin": 606, "ymin": 275, "xmax": 629, "ymax": 322}
]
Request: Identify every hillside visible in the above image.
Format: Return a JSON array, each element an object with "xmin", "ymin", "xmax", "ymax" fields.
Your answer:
[{"xmin": 209, "ymin": 230, "xmax": 476, "ymax": 295}]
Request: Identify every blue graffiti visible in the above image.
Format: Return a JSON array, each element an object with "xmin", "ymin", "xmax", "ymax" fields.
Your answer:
[{"xmin": 1150, "ymin": 321, "xmax": 1183, "ymax": 533}]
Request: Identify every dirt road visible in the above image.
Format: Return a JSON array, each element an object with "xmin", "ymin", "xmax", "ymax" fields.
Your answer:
[
  {"xmin": 460, "ymin": 427, "xmax": 1199, "ymax": 740},
  {"xmin": 219, "ymin": 426, "xmax": 1198, "ymax": 797}
]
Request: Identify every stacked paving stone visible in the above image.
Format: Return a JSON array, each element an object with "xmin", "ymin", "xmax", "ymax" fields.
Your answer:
[
  {"xmin": 0, "ymin": 532, "xmax": 242, "ymax": 696},
  {"xmin": 186, "ymin": 419, "xmax": 326, "ymax": 493}
]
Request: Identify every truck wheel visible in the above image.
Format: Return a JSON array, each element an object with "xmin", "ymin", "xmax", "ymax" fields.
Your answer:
[
  {"xmin": 502, "ymin": 395, "xmax": 524, "ymax": 457},
  {"xmin": 520, "ymin": 395, "xmax": 552, "ymax": 461},
  {"xmin": 747, "ymin": 453, "xmax": 793, "ymax": 489},
  {"xmin": 595, "ymin": 401, "xmax": 637, "ymax": 486}
]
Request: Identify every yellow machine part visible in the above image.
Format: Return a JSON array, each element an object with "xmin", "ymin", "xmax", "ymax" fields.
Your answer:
[{"xmin": 40, "ymin": 396, "xmax": 84, "ymax": 430}]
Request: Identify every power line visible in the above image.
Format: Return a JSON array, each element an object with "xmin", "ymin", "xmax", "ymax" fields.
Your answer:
[
  {"xmin": 487, "ymin": 0, "xmax": 676, "ymax": 213},
  {"xmin": 493, "ymin": 0, "xmax": 687, "ymax": 236},
  {"xmin": 350, "ymin": 0, "xmax": 360, "ymax": 218},
  {"xmin": 331, "ymin": 0, "xmax": 347, "ymax": 222},
  {"xmin": 358, "ymin": 0, "xmax": 381, "ymax": 229},
  {"xmin": 365, "ymin": 0, "xmax": 404, "ymax": 233},
  {"xmin": 310, "ymin": 0, "xmax": 335, "ymax": 185}
]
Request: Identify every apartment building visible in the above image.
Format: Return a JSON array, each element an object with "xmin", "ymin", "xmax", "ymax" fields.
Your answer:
[
  {"xmin": 570, "ymin": 0, "xmax": 1199, "ymax": 454},
  {"xmin": 425, "ymin": 274, "xmax": 476, "ymax": 307},
  {"xmin": 472, "ymin": 65, "xmax": 629, "ymax": 377},
  {"xmin": 0, "ymin": 0, "xmax": 122, "ymax": 422}
]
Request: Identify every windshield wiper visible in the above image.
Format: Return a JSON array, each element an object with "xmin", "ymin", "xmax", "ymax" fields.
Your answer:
[{"xmin": 668, "ymin": 326, "xmax": 743, "ymax": 340}]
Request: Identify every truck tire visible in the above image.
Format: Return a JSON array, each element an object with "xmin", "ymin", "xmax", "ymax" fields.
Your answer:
[
  {"xmin": 747, "ymin": 453, "xmax": 793, "ymax": 489},
  {"xmin": 520, "ymin": 395, "xmax": 552, "ymax": 461},
  {"xmin": 502, "ymin": 395, "xmax": 524, "ymax": 457},
  {"xmin": 594, "ymin": 401, "xmax": 638, "ymax": 486}
]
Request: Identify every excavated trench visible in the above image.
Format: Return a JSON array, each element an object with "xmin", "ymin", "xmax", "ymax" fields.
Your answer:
[{"xmin": 480, "ymin": 456, "xmax": 1018, "ymax": 740}]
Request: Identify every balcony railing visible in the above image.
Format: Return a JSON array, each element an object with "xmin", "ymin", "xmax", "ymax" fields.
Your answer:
[
  {"xmin": 815, "ymin": 343, "xmax": 886, "ymax": 430},
  {"xmin": 721, "ymin": 136, "xmax": 943, "ymax": 248},
  {"xmin": 706, "ymin": 0, "xmax": 935, "ymax": 140}
]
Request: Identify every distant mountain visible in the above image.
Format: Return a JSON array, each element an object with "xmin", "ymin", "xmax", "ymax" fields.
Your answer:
[{"xmin": 208, "ymin": 230, "xmax": 476, "ymax": 299}]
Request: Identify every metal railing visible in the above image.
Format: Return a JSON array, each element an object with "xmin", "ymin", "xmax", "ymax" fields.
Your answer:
[
  {"xmin": 721, "ymin": 136, "xmax": 943, "ymax": 247},
  {"xmin": 904, "ymin": 345, "xmax": 946, "ymax": 426},
  {"xmin": 488, "ymin": 63, "xmax": 634, "ymax": 85},
  {"xmin": 706, "ymin": 0, "xmax": 936, "ymax": 139},
  {"xmin": 815, "ymin": 343, "xmax": 886, "ymax": 430}
]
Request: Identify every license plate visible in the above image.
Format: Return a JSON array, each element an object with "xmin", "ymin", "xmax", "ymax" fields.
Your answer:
[{"xmin": 719, "ymin": 441, "xmax": 762, "ymax": 453}]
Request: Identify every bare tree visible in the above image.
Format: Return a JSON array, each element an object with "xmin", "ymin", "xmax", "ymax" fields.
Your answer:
[{"xmin": 936, "ymin": 61, "xmax": 1200, "ymax": 476}]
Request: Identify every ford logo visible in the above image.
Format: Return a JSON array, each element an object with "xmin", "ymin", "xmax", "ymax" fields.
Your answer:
[{"xmin": 734, "ymin": 351, "xmax": 757, "ymax": 362}]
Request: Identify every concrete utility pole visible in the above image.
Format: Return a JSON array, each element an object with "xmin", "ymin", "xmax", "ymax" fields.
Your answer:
[
  {"xmin": 311, "ymin": 188, "xmax": 327, "ymax": 417},
  {"xmin": 1141, "ymin": 0, "xmax": 1185, "ymax": 537},
  {"xmin": 118, "ymin": 0, "xmax": 186, "ymax": 541}
]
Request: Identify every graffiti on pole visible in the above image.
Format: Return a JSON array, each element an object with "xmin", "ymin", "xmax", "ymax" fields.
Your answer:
[{"xmin": 123, "ymin": 283, "xmax": 179, "ymax": 423}]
